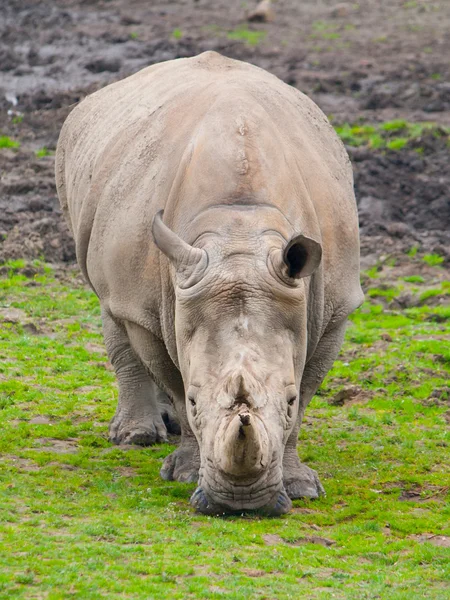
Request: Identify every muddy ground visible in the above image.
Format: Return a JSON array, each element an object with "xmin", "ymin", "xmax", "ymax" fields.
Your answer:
[{"xmin": 0, "ymin": 0, "xmax": 449, "ymax": 270}]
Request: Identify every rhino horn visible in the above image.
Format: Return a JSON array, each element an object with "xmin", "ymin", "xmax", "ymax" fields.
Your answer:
[
  {"xmin": 152, "ymin": 210, "xmax": 208, "ymax": 288},
  {"xmin": 216, "ymin": 411, "xmax": 270, "ymax": 477}
]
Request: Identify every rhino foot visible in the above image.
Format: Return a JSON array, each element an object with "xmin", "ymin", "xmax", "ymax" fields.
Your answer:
[
  {"xmin": 160, "ymin": 444, "xmax": 200, "ymax": 483},
  {"xmin": 283, "ymin": 464, "xmax": 325, "ymax": 500},
  {"xmin": 109, "ymin": 412, "xmax": 168, "ymax": 446}
]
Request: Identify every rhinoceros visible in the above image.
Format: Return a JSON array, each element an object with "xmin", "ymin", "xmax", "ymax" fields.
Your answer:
[{"xmin": 55, "ymin": 51, "xmax": 363, "ymax": 515}]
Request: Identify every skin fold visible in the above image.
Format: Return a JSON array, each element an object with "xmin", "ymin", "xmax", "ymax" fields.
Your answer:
[{"xmin": 55, "ymin": 51, "xmax": 364, "ymax": 515}]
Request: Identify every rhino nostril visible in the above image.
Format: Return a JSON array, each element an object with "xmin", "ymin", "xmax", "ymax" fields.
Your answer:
[{"xmin": 239, "ymin": 413, "xmax": 251, "ymax": 426}]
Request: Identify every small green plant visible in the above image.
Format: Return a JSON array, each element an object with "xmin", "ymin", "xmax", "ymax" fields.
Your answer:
[
  {"xmin": 172, "ymin": 28, "xmax": 183, "ymax": 40},
  {"xmin": 12, "ymin": 114, "xmax": 24, "ymax": 124},
  {"xmin": 422, "ymin": 253, "xmax": 444, "ymax": 267},
  {"xmin": 227, "ymin": 26, "xmax": 266, "ymax": 46},
  {"xmin": 407, "ymin": 245, "xmax": 419, "ymax": 258},
  {"xmin": 387, "ymin": 137, "xmax": 408, "ymax": 151},
  {"xmin": 380, "ymin": 119, "xmax": 407, "ymax": 132},
  {"xmin": 129, "ymin": 32, "xmax": 139, "ymax": 40},
  {"xmin": 321, "ymin": 32, "xmax": 341, "ymax": 40},
  {"xmin": 312, "ymin": 20, "xmax": 337, "ymax": 32},
  {"xmin": 15, "ymin": 572, "xmax": 35, "ymax": 585},
  {"xmin": 0, "ymin": 136, "xmax": 20, "ymax": 149},
  {"xmin": 373, "ymin": 36, "xmax": 388, "ymax": 43},
  {"xmin": 335, "ymin": 121, "xmax": 449, "ymax": 152},
  {"xmin": 35, "ymin": 147, "xmax": 52, "ymax": 158},
  {"xmin": 430, "ymin": 73, "xmax": 442, "ymax": 80},
  {"xmin": 402, "ymin": 275, "xmax": 425, "ymax": 283}
]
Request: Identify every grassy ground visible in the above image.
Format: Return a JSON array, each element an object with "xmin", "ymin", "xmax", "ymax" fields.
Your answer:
[{"xmin": 0, "ymin": 259, "xmax": 449, "ymax": 599}]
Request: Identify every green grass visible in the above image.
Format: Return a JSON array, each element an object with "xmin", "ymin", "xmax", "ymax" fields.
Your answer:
[
  {"xmin": 35, "ymin": 147, "xmax": 53, "ymax": 158},
  {"xmin": 172, "ymin": 28, "xmax": 183, "ymax": 40},
  {"xmin": 334, "ymin": 121, "xmax": 450, "ymax": 151},
  {"xmin": 227, "ymin": 26, "xmax": 266, "ymax": 46},
  {"xmin": 0, "ymin": 136, "xmax": 20, "ymax": 149},
  {"xmin": 423, "ymin": 253, "xmax": 445, "ymax": 267},
  {"xmin": 0, "ymin": 260, "xmax": 449, "ymax": 599}
]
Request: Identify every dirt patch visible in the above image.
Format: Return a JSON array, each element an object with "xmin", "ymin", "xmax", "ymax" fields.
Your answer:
[
  {"xmin": 328, "ymin": 386, "xmax": 372, "ymax": 406},
  {"xmin": 33, "ymin": 437, "xmax": 79, "ymax": 454},
  {"xmin": 410, "ymin": 534, "xmax": 450, "ymax": 548},
  {"xmin": 240, "ymin": 568, "xmax": 267, "ymax": 577},
  {"xmin": 262, "ymin": 533, "xmax": 335, "ymax": 547},
  {"xmin": 381, "ymin": 482, "xmax": 449, "ymax": 502},
  {"xmin": 4, "ymin": 455, "xmax": 41, "ymax": 472},
  {"xmin": 0, "ymin": 1, "xmax": 449, "ymax": 269},
  {"xmin": 29, "ymin": 415, "xmax": 52, "ymax": 425},
  {"xmin": 116, "ymin": 466, "xmax": 137, "ymax": 478}
]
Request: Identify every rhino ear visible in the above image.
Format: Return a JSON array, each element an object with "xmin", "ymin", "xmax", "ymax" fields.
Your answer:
[
  {"xmin": 152, "ymin": 211, "xmax": 208, "ymax": 288},
  {"xmin": 282, "ymin": 234, "xmax": 322, "ymax": 279}
]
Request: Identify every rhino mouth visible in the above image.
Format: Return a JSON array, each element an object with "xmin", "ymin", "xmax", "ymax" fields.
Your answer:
[
  {"xmin": 190, "ymin": 464, "xmax": 291, "ymax": 515},
  {"xmin": 190, "ymin": 485, "xmax": 292, "ymax": 516}
]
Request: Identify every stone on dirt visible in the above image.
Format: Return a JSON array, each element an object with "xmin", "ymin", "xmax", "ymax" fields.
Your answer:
[{"xmin": 247, "ymin": 0, "xmax": 274, "ymax": 23}]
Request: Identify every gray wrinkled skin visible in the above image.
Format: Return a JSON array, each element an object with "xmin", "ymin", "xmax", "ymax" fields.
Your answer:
[{"xmin": 56, "ymin": 51, "xmax": 364, "ymax": 515}]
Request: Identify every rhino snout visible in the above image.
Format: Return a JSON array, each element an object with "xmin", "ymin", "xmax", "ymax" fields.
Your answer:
[{"xmin": 214, "ymin": 410, "xmax": 271, "ymax": 478}]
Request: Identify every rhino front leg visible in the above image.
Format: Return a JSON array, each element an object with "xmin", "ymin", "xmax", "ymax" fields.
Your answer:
[
  {"xmin": 102, "ymin": 309, "xmax": 168, "ymax": 445},
  {"xmin": 283, "ymin": 321, "xmax": 347, "ymax": 499},
  {"xmin": 160, "ymin": 399, "xmax": 200, "ymax": 484}
]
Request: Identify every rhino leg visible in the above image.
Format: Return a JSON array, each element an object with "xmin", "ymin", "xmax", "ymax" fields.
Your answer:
[
  {"xmin": 102, "ymin": 309, "xmax": 168, "ymax": 445},
  {"xmin": 160, "ymin": 396, "xmax": 200, "ymax": 483},
  {"xmin": 283, "ymin": 321, "xmax": 347, "ymax": 499},
  {"xmin": 160, "ymin": 435, "xmax": 200, "ymax": 483}
]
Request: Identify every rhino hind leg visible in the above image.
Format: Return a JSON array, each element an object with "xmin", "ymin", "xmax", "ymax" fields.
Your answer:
[
  {"xmin": 283, "ymin": 321, "xmax": 348, "ymax": 499},
  {"xmin": 102, "ymin": 309, "xmax": 168, "ymax": 446}
]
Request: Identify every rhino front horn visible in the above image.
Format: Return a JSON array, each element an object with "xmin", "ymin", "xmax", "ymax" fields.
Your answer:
[
  {"xmin": 152, "ymin": 210, "xmax": 208, "ymax": 288},
  {"xmin": 216, "ymin": 412, "xmax": 270, "ymax": 477}
]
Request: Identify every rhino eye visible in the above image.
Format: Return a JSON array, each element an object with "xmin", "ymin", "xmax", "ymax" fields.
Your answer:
[
  {"xmin": 188, "ymin": 395, "xmax": 196, "ymax": 407},
  {"xmin": 287, "ymin": 395, "xmax": 297, "ymax": 406}
]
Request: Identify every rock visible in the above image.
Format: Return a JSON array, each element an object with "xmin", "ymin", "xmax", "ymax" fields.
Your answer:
[
  {"xmin": 0, "ymin": 307, "xmax": 26, "ymax": 323},
  {"xmin": 328, "ymin": 386, "xmax": 362, "ymax": 406},
  {"xmin": 29, "ymin": 415, "xmax": 52, "ymax": 425},
  {"xmin": 85, "ymin": 57, "xmax": 121, "ymax": 73},
  {"xmin": 411, "ymin": 535, "xmax": 450, "ymax": 548},
  {"xmin": 385, "ymin": 222, "xmax": 414, "ymax": 239},
  {"xmin": 120, "ymin": 13, "xmax": 141, "ymax": 25},
  {"xmin": 262, "ymin": 533, "xmax": 283, "ymax": 546},
  {"xmin": 392, "ymin": 292, "xmax": 420, "ymax": 309},
  {"xmin": 248, "ymin": 0, "xmax": 274, "ymax": 23}
]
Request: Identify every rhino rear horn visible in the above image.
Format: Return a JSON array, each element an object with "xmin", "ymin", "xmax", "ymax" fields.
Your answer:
[{"xmin": 152, "ymin": 210, "xmax": 208, "ymax": 288}]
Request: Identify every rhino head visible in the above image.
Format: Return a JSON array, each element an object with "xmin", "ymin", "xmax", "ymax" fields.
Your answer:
[{"xmin": 152, "ymin": 208, "xmax": 322, "ymax": 515}]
